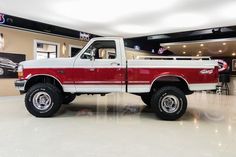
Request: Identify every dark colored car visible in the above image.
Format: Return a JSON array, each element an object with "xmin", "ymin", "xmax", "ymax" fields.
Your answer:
[{"xmin": 0, "ymin": 57, "xmax": 17, "ymax": 76}]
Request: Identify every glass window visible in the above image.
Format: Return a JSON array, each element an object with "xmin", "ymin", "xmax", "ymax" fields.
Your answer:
[
  {"xmin": 35, "ymin": 42, "xmax": 58, "ymax": 60},
  {"xmin": 70, "ymin": 47, "xmax": 82, "ymax": 57},
  {"xmin": 81, "ymin": 40, "xmax": 116, "ymax": 59}
]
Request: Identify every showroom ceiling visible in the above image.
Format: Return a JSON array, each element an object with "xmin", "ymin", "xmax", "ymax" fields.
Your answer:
[
  {"xmin": 1, "ymin": 0, "xmax": 236, "ymax": 38},
  {"xmin": 161, "ymin": 38, "xmax": 236, "ymax": 57}
]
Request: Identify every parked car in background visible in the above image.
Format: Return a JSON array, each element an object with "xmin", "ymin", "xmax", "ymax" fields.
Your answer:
[{"xmin": 0, "ymin": 57, "xmax": 17, "ymax": 76}]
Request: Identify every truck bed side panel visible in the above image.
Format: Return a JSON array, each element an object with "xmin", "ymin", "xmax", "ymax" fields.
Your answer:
[{"xmin": 127, "ymin": 60, "xmax": 218, "ymax": 93}]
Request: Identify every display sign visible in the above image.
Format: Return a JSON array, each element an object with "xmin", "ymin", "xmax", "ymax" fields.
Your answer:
[
  {"xmin": 80, "ymin": 32, "xmax": 90, "ymax": 41},
  {"xmin": 0, "ymin": 13, "xmax": 5, "ymax": 24},
  {"xmin": 215, "ymin": 59, "xmax": 228, "ymax": 72},
  {"xmin": 0, "ymin": 52, "xmax": 26, "ymax": 78}
]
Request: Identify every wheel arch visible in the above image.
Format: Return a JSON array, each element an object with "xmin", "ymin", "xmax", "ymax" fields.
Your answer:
[
  {"xmin": 150, "ymin": 75, "xmax": 193, "ymax": 95},
  {"xmin": 24, "ymin": 74, "xmax": 64, "ymax": 92}
]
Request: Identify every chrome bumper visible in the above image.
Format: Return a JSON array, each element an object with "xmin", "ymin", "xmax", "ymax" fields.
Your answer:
[{"xmin": 15, "ymin": 80, "xmax": 27, "ymax": 93}]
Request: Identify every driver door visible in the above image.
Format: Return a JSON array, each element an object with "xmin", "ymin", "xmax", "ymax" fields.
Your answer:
[{"xmin": 74, "ymin": 40, "xmax": 123, "ymax": 93}]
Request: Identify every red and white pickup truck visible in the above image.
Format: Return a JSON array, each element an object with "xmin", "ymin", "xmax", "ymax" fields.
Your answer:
[{"xmin": 15, "ymin": 37, "xmax": 219, "ymax": 120}]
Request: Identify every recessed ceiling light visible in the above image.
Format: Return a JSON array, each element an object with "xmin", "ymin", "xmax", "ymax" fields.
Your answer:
[
  {"xmin": 183, "ymin": 51, "xmax": 186, "ymax": 54},
  {"xmin": 232, "ymin": 53, "xmax": 236, "ymax": 56},
  {"xmin": 223, "ymin": 42, "xmax": 227, "ymax": 45},
  {"xmin": 167, "ymin": 46, "xmax": 170, "ymax": 49},
  {"xmin": 218, "ymin": 50, "xmax": 223, "ymax": 53},
  {"xmin": 200, "ymin": 44, "xmax": 204, "ymax": 47},
  {"xmin": 196, "ymin": 54, "xmax": 200, "ymax": 57},
  {"xmin": 198, "ymin": 51, "xmax": 202, "ymax": 54},
  {"xmin": 183, "ymin": 45, "xmax": 186, "ymax": 48}
]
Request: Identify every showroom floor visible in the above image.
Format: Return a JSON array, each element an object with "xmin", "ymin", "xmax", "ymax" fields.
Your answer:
[{"xmin": 0, "ymin": 92, "xmax": 236, "ymax": 157}]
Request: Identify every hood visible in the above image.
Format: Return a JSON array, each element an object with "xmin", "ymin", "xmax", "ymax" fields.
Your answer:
[{"xmin": 20, "ymin": 58, "xmax": 75, "ymax": 68}]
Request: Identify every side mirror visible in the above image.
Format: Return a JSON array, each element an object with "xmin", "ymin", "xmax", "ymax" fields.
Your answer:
[{"xmin": 90, "ymin": 48, "xmax": 96, "ymax": 61}]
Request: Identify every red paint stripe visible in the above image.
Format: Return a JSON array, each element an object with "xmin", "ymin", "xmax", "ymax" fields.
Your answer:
[{"xmin": 22, "ymin": 67, "xmax": 218, "ymax": 85}]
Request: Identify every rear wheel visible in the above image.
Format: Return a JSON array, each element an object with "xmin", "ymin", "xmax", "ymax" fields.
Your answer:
[
  {"xmin": 25, "ymin": 83, "xmax": 62, "ymax": 117},
  {"xmin": 63, "ymin": 93, "xmax": 76, "ymax": 104},
  {"xmin": 151, "ymin": 86, "xmax": 187, "ymax": 120}
]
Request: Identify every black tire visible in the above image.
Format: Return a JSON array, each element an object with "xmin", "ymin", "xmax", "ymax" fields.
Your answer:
[
  {"xmin": 140, "ymin": 94, "xmax": 151, "ymax": 107},
  {"xmin": 151, "ymin": 86, "xmax": 187, "ymax": 120},
  {"xmin": 63, "ymin": 93, "xmax": 76, "ymax": 104},
  {"xmin": 25, "ymin": 83, "xmax": 62, "ymax": 117}
]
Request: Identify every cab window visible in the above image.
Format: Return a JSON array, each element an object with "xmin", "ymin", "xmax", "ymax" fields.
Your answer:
[{"xmin": 81, "ymin": 40, "xmax": 116, "ymax": 59}]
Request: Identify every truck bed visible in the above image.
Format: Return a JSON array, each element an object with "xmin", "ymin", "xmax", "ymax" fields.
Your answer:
[{"xmin": 126, "ymin": 56, "xmax": 218, "ymax": 93}]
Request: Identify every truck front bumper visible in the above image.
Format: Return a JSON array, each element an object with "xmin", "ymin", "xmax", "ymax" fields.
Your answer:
[{"xmin": 15, "ymin": 80, "xmax": 27, "ymax": 94}]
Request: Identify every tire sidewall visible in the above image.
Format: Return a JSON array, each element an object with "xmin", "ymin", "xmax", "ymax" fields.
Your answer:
[
  {"xmin": 152, "ymin": 87, "xmax": 187, "ymax": 120},
  {"xmin": 27, "ymin": 87, "xmax": 54, "ymax": 114},
  {"xmin": 25, "ymin": 84, "xmax": 62, "ymax": 117},
  {"xmin": 63, "ymin": 93, "xmax": 76, "ymax": 104}
]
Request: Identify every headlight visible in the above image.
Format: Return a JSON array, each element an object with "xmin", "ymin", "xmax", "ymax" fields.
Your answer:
[{"xmin": 17, "ymin": 64, "xmax": 24, "ymax": 78}]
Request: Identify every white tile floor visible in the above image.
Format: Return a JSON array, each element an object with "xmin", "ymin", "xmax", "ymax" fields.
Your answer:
[{"xmin": 0, "ymin": 92, "xmax": 236, "ymax": 157}]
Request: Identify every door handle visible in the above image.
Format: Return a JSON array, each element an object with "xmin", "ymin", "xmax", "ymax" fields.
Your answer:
[{"xmin": 110, "ymin": 62, "xmax": 120, "ymax": 66}]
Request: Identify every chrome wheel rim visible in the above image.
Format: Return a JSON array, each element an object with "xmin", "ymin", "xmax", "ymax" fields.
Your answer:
[
  {"xmin": 0, "ymin": 68, "xmax": 4, "ymax": 75},
  {"xmin": 32, "ymin": 92, "xmax": 52, "ymax": 111},
  {"xmin": 161, "ymin": 95, "xmax": 180, "ymax": 113}
]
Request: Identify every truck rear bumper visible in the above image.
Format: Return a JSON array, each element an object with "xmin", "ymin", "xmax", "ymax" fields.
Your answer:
[
  {"xmin": 189, "ymin": 83, "xmax": 217, "ymax": 91},
  {"xmin": 15, "ymin": 80, "xmax": 27, "ymax": 93}
]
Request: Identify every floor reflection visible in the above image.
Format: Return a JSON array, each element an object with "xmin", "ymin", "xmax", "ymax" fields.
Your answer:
[
  {"xmin": 57, "ymin": 92, "xmax": 236, "ymax": 123},
  {"xmin": 1, "ymin": 93, "xmax": 236, "ymax": 157}
]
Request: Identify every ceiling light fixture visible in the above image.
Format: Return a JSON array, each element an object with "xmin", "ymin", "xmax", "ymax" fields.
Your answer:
[
  {"xmin": 218, "ymin": 50, "xmax": 223, "ymax": 53},
  {"xmin": 200, "ymin": 44, "xmax": 204, "ymax": 47},
  {"xmin": 62, "ymin": 43, "xmax": 66, "ymax": 55},
  {"xmin": 198, "ymin": 51, "xmax": 202, "ymax": 54},
  {"xmin": 223, "ymin": 42, "xmax": 227, "ymax": 45},
  {"xmin": 183, "ymin": 45, "xmax": 186, "ymax": 48},
  {"xmin": 196, "ymin": 54, "xmax": 200, "ymax": 57},
  {"xmin": 183, "ymin": 51, "xmax": 186, "ymax": 54},
  {"xmin": 167, "ymin": 46, "xmax": 170, "ymax": 49},
  {"xmin": 232, "ymin": 53, "xmax": 236, "ymax": 56}
]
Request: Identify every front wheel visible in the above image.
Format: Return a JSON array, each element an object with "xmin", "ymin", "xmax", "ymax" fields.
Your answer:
[
  {"xmin": 63, "ymin": 93, "xmax": 76, "ymax": 104},
  {"xmin": 140, "ymin": 94, "xmax": 151, "ymax": 107},
  {"xmin": 25, "ymin": 83, "xmax": 62, "ymax": 117},
  {"xmin": 151, "ymin": 86, "xmax": 187, "ymax": 120}
]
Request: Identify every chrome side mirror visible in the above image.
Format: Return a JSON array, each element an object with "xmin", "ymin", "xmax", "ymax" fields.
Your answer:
[{"xmin": 90, "ymin": 48, "xmax": 96, "ymax": 61}]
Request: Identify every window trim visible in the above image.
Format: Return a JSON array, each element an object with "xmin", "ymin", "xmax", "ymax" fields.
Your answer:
[{"xmin": 33, "ymin": 40, "xmax": 60, "ymax": 60}]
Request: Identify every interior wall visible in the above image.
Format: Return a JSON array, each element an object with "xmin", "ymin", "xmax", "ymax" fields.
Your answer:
[{"xmin": 0, "ymin": 26, "xmax": 87, "ymax": 96}]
